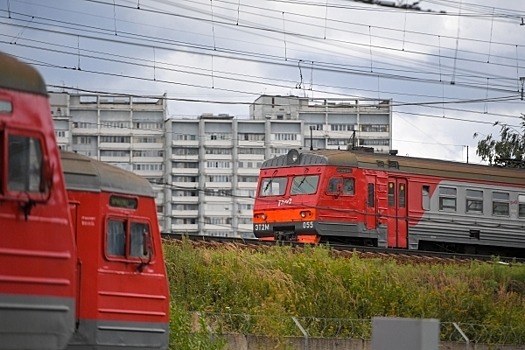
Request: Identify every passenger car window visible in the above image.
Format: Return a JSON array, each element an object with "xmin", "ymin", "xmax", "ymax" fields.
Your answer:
[
  {"xmin": 439, "ymin": 186, "xmax": 457, "ymax": 211},
  {"xmin": 466, "ymin": 189, "xmax": 483, "ymax": 214},
  {"xmin": 492, "ymin": 192, "xmax": 509, "ymax": 216}
]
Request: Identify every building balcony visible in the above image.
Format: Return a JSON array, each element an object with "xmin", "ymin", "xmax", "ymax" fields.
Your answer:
[
  {"xmin": 170, "ymin": 224, "xmax": 198, "ymax": 233},
  {"xmin": 205, "ymin": 182, "xmax": 233, "ymax": 189},
  {"xmin": 204, "ymin": 140, "xmax": 233, "ymax": 147},
  {"xmin": 100, "ymin": 156, "xmax": 130, "ymax": 163},
  {"xmin": 172, "ymin": 181, "xmax": 199, "ymax": 188},
  {"xmin": 238, "ymin": 154, "xmax": 265, "ymax": 161},
  {"xmin": 204, "ymin": 224, "xmax": 234, "ymax": 232},
  {"xmin": 100, "ymin": 128, "xmax": 132, "ymax": 135},
  {"xmin": 132, "ymin": 156, "xmax": 164, "ymax": 163},
  {"xmin": 133, "ymin": 170, "xmax": 164, "ymax": 178},
  {"xmin": 171, "ymin": 154, "xmax": 199, "ymax": 161},
  {"xmin": 99, "ymin": 142, "xmax": 131, "ymax": 149},
  {"xmin": 72, "ymin": 128, "xmax": 99, "ymax": 135},
  {"xmin": 133, "ymin": 142, "xmax": 163, "ymax": 149},
  {"xmin": 172, "ymin": 140, "xmax": 199, "ymax": 147},
  {"xmin": 238, "ymin": 140, "xmax": 264, "ymax": 147},
  {"xmin": 170, "ymin": 196, "xmax": 199, "ymax": 204},
  {"xmin": 171, "ymin": 168, "xmax": 199, "ymax": 176},
  {"xmin": 171, "ymin": 210, "xmax": 199, "ymax": 217}
]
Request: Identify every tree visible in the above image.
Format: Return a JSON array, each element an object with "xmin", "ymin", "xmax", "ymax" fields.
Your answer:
[{"xmin": 474, "ymin": 114, "xmax": 525, "ymax": 168}]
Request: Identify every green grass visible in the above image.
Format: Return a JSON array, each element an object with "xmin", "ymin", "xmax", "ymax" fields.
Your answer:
[{"xmin": 164, "ymin": 239, "xmax": 525, "ymax": 345}]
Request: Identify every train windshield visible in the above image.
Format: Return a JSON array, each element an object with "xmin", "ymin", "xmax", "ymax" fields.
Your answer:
[
  {"xmin": 291, "ymin": 175, "xmax": 319, "ymax": 195},
  {"xmin": 259, "ymin": 176, "xmax": 287, "ymax": 196}
]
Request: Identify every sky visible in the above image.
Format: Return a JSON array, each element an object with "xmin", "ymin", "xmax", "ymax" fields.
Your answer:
[{"xmin": 1, "ymin": 0, "xmax": 525, "ymax": 163}]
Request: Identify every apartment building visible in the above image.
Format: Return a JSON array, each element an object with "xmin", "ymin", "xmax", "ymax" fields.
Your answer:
[
  {"xmin": 164, "ymin": 115, "xmax": 303, "ymax": 237},
  {"xmin": 50, "ymin": 93, "xmax": 392, "ymax": 237},
  {"xmin": 50, "ymin": 92, "xmax": 167, "ymax": 230},
  {"xmin": 251, "ymin": 95, "xmax": 392, "ymax": 153}
]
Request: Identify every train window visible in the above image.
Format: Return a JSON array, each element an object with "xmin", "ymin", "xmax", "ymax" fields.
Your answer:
[
  {"xmin": 109, "ymin": 195, "xmax": 138, "ymax": 209},
  {"xmin": 260, "ymin": 177, "xmax": 287, "ymax": 196},
  {"xmin": 326, "ymin": 177, "xmax": 354, "ymax": 195},
  {"xmin": 367, "ymin": 183, "xmax": 375, "ymax": 207},
  {"xmin": 107, "ymin": 219, "xmax": 153, "ymax": 260},
  {"xmin": 399, "ymin": 183, "xmax": 406, "ymax": 208},
  {"xmin": 328, "ymin": 178, "xmax": 339, "ymax": 193},
  {"xmin": 107, "ymin": 220, "xmax": 126, "ymax": 257},
  {"xmin": 388, "ymin": 182, "xmax": 395, "ymax": 207},
  {"xmin": 492, "ymin": 192, "xmax": 509, "ymax": 217},
  {"xmin": 519, "ymin": 195, "xmax": 525, "ymax": 218},
  {"xmin": 343, "ymin": 178, "xmax": 355, "ymax": 195},
  {"xmin": 7, "ymin": 135, "xmax": 44, "ymax": 193},
  {"xmin": 438, "ymin": 186, "xmax": 456, "ymax": 211},
  {"xmin": 466, "ymin": 189, "xmax": 483, "ymax": 214},
  {"xmin": 422, "ymin": 186, "xmax": 430, "ymax": 210},
  {"xmin": 130, "ymin": 222, "xmax": 151, "ymax": 258},
  {"xmin": 291, "ymin": 175, "xmax": 319, "ymax": 195},
  {"xmin": 0, "ymin": 100, "xmax": 12, "ymax": 113}
]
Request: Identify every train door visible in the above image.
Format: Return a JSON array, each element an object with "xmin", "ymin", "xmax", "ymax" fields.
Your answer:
[
  {"xmin": 387, "ymin": 177, "xmax": 408, "ymax": 248},
  {"xmin": 365, "ymin": 176, "xmax": 377, "ymax": 230},
  {"xmin": 68, "ymin": 201, "xmax": 82, "ymax": 328}
]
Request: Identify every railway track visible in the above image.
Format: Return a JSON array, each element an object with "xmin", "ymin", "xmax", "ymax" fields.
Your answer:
[{"xmin": 162, "ymin": 233, "xmax": 525, "ymax": 265}]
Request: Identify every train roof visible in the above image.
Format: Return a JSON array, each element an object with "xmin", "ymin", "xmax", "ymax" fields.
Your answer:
[
  {"xmin": 61, "ymin": 151, "xmax": 155, "ymax": 197},
  {"xmin": 261, "ymin": 149, "xmax": 525, "ymax": 186},
  {"xmin": 0, "ymin": 52, "xmax": 47, "ymax": 96}
]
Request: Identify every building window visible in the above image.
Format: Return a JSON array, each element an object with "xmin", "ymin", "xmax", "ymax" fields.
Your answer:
[
  {"xmin": 439, "ymin": 187, "xmax": 457, "ymax": 211},
  {"xmin": 73, "ymin": 136, "xmax": 93, "ymax": 144},
  {"xmin": 273, "ymin": 133, "xmax": 299, "ymax": 141},
  {"xmin": 239, "ymin": 133, "xmax": 264, "ymax": 141},
  {"xmin": 100, "ymin": 136, "xmax": 131, "ymax": 143},
  {"xmin": 359, "ymin": 138, "xmax": 390, "ymax": 146},
  {"xmin": 492, "ymin": 192, "xmax": 509, "ymax": 216},
  {"xmin": 205, "ymin": 148, "xmax": 232, "ymax": 155},
  {"xmin": 174, "ymin": 134, "xmax": 197, "ymax": 141},
  {"xmin": 361, "ymin": 124, "xmax": 389, "ymax": 132},
  {"xmin": 466, "ymin": 189, "xmax": 483, "ymax": 214},
  {"xmin": 206, "ymin": 161, "xmax": 231, "ymax": 168},
  {"xmin": 331, "ymin": 124, "xmax": 353, "ymax": 131}
]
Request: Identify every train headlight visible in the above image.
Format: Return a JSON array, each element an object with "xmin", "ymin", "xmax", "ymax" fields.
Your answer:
[
  {"xmin": 255, "ymin": 213, "xmax": 267, "ymax": 220},
  {"xmin": 300, "ymin": 210, "xmax": 311, "ymax": 218}
]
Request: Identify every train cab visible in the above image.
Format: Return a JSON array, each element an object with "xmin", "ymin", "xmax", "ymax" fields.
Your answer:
[
  {"xmin": 0, "ymin": 53, "xmax": 76, "ymax": 349},
  {"xmin": 61, "ymin": 151, "xmax": 170, "ymax": 350}
]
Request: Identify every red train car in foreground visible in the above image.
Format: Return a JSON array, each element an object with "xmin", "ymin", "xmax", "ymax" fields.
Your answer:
[
  {"xmin": 254, "ymin": 148, "xmax": 525, "ymax": 257},
  {"xmin": 0, "ymin": 52, "xmax": 169, "ymax": 350},
  {"xmin": 61, "ymin": 151, "xmax": 170, "ymax": 350},
  {"xmin": 0, "ymin": 53, "xmax": 76, "ymax": 348}
]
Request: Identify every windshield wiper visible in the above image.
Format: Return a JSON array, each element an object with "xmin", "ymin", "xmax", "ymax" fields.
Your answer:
[{"xmin": 264, "ymin": 170, "xmax": 278, "ymax": 192}]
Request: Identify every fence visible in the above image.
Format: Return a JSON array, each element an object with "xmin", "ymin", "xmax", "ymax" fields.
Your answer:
[{"xmin": 192, "ymin": 312, "xmax": 525, "ymax": 348}]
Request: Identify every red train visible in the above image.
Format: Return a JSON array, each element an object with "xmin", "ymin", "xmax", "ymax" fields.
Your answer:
[
  {"xmin": 0, "ymin": 52, "xmax": 169, "ymax": 349},
  {"xmin": 253, "ymin": 148, "xmax": 525, "ymax": 257}
]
